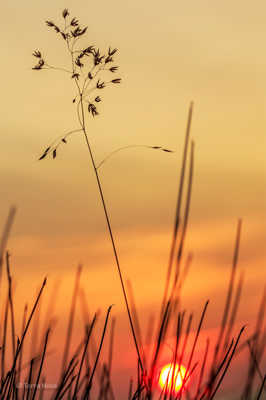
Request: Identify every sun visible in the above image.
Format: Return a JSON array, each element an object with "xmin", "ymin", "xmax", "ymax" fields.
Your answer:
[{"xmin": 158, "ymin": 363, "xmax": 187, "ymax": 393}]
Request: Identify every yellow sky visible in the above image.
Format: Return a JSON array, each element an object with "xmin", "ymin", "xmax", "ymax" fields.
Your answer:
[{"xmin": 0, "ymin": 0, "xmax": 265, "ymax": 398}]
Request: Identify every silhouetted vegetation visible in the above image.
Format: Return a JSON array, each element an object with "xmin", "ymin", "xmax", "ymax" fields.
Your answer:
[{"xmin": 0, "ymin": 8, "xmax": 264, "ymax": 400}]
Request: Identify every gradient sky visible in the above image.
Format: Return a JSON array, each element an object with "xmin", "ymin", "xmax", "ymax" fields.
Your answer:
[{"xmin": 0, "ymin": 0, "xmax": 265, "ymax": 398}]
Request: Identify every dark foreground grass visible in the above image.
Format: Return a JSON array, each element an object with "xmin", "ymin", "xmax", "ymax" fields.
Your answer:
[{"xmin": 0, "ymin": 209, "xmax": 265, "ymax": 400}]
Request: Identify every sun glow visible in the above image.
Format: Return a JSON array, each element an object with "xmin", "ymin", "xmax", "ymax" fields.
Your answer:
[{"xmin": 158, "ymin": 363, "xmax": 187, "ymax": 393}]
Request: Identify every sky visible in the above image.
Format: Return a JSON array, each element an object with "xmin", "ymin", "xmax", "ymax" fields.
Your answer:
[{"xmin": 0, "ymin": 0, "xmax": 265, "ymax": 398}]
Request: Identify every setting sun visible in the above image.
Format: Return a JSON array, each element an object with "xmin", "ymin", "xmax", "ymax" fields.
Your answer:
[{"xmin": 158, "ymin": 363, "xmax": 187, "ymax": 393}]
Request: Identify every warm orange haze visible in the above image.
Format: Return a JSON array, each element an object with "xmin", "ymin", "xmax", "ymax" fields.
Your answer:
[{"xmin": 0, "ymin": 0, "xmax": 265, "ymax": 399}]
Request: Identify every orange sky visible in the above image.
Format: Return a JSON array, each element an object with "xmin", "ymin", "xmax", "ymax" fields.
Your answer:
[{"xmin": 0, "ymin": 0, "xmax": 265, "ymax": 398}]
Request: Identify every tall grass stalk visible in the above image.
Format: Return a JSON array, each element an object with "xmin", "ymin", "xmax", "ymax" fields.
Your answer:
[
  {"xmin": 33, "ymin": 10, "xmax": 150, "ymax": 373},
  {"xmin": 161, "ymin": 102, "xmax": 193, "ymax": 317}
]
